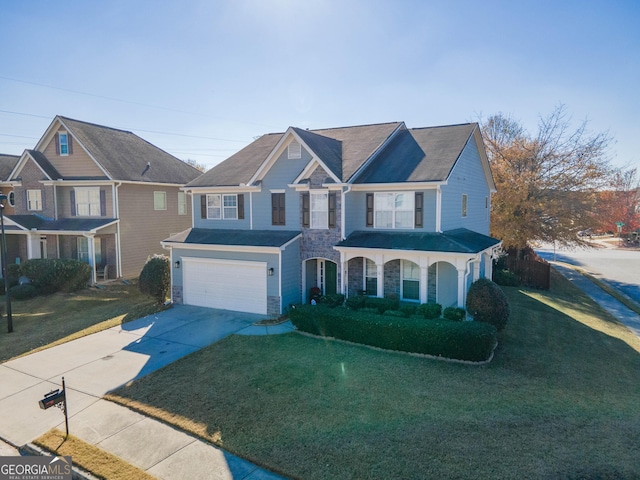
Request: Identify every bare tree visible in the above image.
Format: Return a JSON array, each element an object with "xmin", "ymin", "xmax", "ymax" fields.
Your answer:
[{"xmin": 481, "ymin": 105, "xmax": 614, "ymax": 251}]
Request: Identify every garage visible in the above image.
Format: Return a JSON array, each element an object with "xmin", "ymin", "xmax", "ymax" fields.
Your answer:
[{"xmin": 182, "ymin": 257, "xmax": 267, "ymax": 315}]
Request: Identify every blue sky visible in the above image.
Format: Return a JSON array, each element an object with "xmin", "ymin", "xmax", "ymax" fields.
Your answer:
[{"xmin": 1, "ymin": 0, "xmax": 638, "ymax": 170}]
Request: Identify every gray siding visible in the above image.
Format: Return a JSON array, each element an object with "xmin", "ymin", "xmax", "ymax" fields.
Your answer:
[
  {"xmin": 344, "ymin": 189, "xmax": 438, "ymax": 236},
  {"xmin": 439, "ymin": 138, "xmax": 491, "ymax": 234},
  {"xmin": 192, "ymin": 146, "xmax": 310, "ymax": 231},
  {"xmin": 281, "ymin": 238, "xmax": 302, "ymax": 310}
]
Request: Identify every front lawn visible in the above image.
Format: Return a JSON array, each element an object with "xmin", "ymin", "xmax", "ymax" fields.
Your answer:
[
  {"xmin": 0, "ymin": 282, "xmax": 162, "ymax": 363},
  {"xmin": 107, "ymin": 270, "xmax": 640, "ymax": 479}
]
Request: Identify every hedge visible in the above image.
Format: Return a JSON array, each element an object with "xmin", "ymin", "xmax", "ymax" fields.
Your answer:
[
  {"xmin": 290, "ymin": 304, "xmax": 497, "ymax": 362},
  {"xmin": 19, "ymin": 259, "xmax": 92, "ymax": 294}
]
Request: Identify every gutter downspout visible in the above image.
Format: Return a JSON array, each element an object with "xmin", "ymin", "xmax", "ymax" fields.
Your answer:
[{"xmin": 114, "ymin": 182, "xmax": 122, "ymax": 278}]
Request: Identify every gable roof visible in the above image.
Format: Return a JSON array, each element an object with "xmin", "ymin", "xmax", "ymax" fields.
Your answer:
[
  {"xmin": 0, "ymin": 154, "xmax": 20, "ymax": 182},
  {"xmin": 7, "ymin": 215, "xmax": 117, "ymax": 233},
  {"xmin": 40, "ymin": 116, "xmax": 201, "ymax": 184},
  {"xmin": 187, "ymin": 121, "xmax": 488, "ymax": 188},
  {"xmin": 187, "ymin": 133, "xmax": 281, "ymax": 187},
  {"xmin": 25, "ymin": 150, "xmax": 63, "ymax": 180}
]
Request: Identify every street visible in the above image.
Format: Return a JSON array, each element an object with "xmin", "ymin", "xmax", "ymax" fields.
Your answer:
[{"xmin": 535, "ymin": 241, "xmax": 640, "ymax": 304}]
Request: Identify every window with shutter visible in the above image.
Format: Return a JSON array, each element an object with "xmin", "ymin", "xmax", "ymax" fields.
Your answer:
[
  {"xmin": 366, "ymin": 193, "xmax": 374, "ymax": 227},
  {"xmin": 415, "ymin": 192, "xmax": 423, "ymax": 228},
  {"xmin": 272, "ymin": 193, "xmax": 285, "ymax": 225},
  {"xmin": 302, "ymin": 193, "xmax": 310, "ymax": 227}
]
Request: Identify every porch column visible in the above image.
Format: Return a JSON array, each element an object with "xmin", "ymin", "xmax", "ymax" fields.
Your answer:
[
  {"xmin": 419, "ymin": 257, "xmax": 429, "ymax": 304},
  {"xmin": 457, "ymin": 267, "xmax": 466, "ymax": 308},
  {"xmin": 473, "ymin": 258, "xmax": 481, "ymax": 282},
  {"xmin": 86, "ymin": 235, "xmax": 96, "ymax": 284},
  {"xmin": 484, "ymin": 252, "xmax": 493, "ymax": 280},
  {"xmin": 340, "ymin": 251, "xmax": 347, "ymax": 297},
  {"xmin": 376, "ymin": 257, "xmax": 384, "ymax": 298}
]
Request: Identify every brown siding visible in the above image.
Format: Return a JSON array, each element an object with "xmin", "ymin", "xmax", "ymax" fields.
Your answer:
[
  {"xmin": 56, "ymin": 185, "xmax": 114, "ymax": 218},
  {"xmin": 118, "ymin": 184, "xmax": 192, "ymax": 278},
  {"xmin": 41, "ymin": 128, "xmax": 106, "ymax": 178},
  {"xmin": 13, "ymin": 159, "xmax": 55, "ymax": 218}
]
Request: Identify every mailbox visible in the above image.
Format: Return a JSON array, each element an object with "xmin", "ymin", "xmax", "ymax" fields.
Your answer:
[{"xmin": 38, "ymin": 389, "xmax": 65, "ymax": 410}]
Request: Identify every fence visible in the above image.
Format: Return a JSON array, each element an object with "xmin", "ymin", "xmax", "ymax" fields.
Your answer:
[{"xmin": 504, "ymin": 252, "xmax": 551, "ymax": 290}]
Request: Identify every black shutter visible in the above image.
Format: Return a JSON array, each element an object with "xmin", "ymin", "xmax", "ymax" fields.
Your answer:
[
  {"xmin": 68, "ymin": 135, "xmax": 73, "ymax": 155},
  {"xmin": 70, "ymin": 190, "xmax": 76, "ymax": 216},
  {"xmin": 302, "ymin": 193, "xmax": 310, "ymax": 228},
  {"xmin": 55, "ymin": 133, "xmax": 60, "ymax": 155},
  {"xmin": 415, "ymin": 192, "xmax": 423, "ymax": 228},
  {"xmin": 366, "ymin": 193, "xmax": 374, "ymax": 227},
  {"xmin": 100, "ymin": 190, "xmax": 106, "ymax": 216},
  {"xmin": 328, "ymin": 192, "xmax": 336, "ymax": 228},
  {"xmin": 200, "ymin": 195, "xmax": 207, "ymax": 219},
  {"xmin": 272, "ymin": 193, "xmax": 286, "ymax": 225},
  {"xmin": 238, "ymin": 194, "xmax": 244, "ymax": 219}
]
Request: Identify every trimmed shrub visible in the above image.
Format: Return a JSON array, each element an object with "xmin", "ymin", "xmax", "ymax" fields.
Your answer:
[
  {"xmin": 139, "ymin": 254, "xmax": 170, "ymax": 304},
  {"xmin": 384, "ymin": 309, "xmax": 407, "ymax": 318},
  {"xmin": 364, "ymin": 296, "xmax": 399, "ymax": 314},
  {"xmin": 466, "ymin": 278, "xmax": 510, "ymax": 331},
  {"xmin": 399, "ymin": 303, "xmax": 417, "ymax": 317},
  {"xmin": 19, "ymin": 259, "xmax": 91, "ymax": 294},
  {"xmin": 317, "ymin": 293, "xmax": 345, "ymax": 307},
  {"xmin": 443, "ymin": 307, "xmax": 466, "ymax": 322},
  {"xmin": 9, "ymin": 284, "xmax": 39, "ymax": 300},
  {"xmin": 345, "ymin": 295, "xmax": 366, "ymax": 310},
  {"xmin": 290, "ymin": 304, "xmax": 497, "ymax": 362},
  {"xmin": 359, "ymin": 307, "xmax": 380, "ymax": 316},
  {"xmin": 493, "ymin": 269, "xmax": 520, "ymax": 287},
  {"xmin": 417, "ymin": 302, "xmax": 442, "ymax": 319}
]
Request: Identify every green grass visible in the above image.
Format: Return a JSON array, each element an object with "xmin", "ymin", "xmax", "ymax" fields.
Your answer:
[
  {"xmin": 106, "ymin": 269, "xmax": 640, "ymax": 479},
  {"xmin": 34, "ymin": 429, "xmax": 155, "ymax": 480},
  {"xmin": 0, "ymin": 282, "xmax": 164, "ymax": 363}
]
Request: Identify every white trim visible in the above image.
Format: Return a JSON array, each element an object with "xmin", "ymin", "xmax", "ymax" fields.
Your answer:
[
  {"xmin": 436, "ymin": 186, "xmax": 442, "ymax": 232},
  {"xmin": 287, "ymin": 141, "xmax": 302, "ymax": 159},
  {"xmin": 154, "ymin": 191, "xmax": 168, "ymax": 211},
  {"xmin": 10, "ymin": 151, "xmax": 54, "ymax": 181},
  {"xmin": 181, "ymin": 256, "xmax": 268, "ymax": 268},
  {"xmin": 58, "ymin": 131, "xmax": 69, "ymax": 156},
  {"xmin": 279, "ymin": 233, "xmax": 302, "ymax": 250},
  {"xmin": 269, "ymin": 189, "xmax": 285, "ymax": 193},
  {"xmin": 350, "ymin": 181, "xmax": 445, "ymax": 191},
  {"xmin": 205, "ymin": 193, "xmax": 238, "ymax": 220},
  {"xmin": 292, "ymin": 159, "xmax": 320, "ymax": 185},
  {"xmin": 160, "ymin": 242, "xmax": 283, "ymax": 254},
  {"xmin": 184, "ymin": 185, "xmax": 261, "ymax": 193},
  {"xmin": 373, "ymin": 191, "xmax": 415, "ymax": 230}
]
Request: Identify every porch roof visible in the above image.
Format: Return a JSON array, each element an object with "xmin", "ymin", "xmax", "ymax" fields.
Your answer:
[
  {"xmin": 7, "ymin": 215, "xmax": 117, "ymax": 233},
  {"xmin": 164, "ymin": 228, "xmax": 301, "ymax": 248},
  {"xmin": 336, "ymin": 229, "xmax": 501, "ymax": 254}
]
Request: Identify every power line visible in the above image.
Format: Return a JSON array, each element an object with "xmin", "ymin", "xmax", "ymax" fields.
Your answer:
[
  {"xmin": 0, "ymin": 76, "xmax": 278, "ymax": 129},
  {"xmin": 0, "ymin": 109, "xmax": 250, "ymax": 143}
]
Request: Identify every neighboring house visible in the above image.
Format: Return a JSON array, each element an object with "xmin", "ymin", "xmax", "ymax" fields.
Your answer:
[
  {"xmin": 0, "ymin": 154, "xmax": 20, "ymax": 216},
  {"xmin": 163, "ymin": 121, "xmax": 502, "ymax": 316},
  {"xmin": 1, "ymin": 116, "xmax": 201, "ymax": 283}
]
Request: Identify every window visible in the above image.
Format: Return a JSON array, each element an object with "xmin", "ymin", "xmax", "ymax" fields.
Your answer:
[
  {"xmin": 8, "ymin": 191, "xmax": 15, "ymax": 207},
  {"xmin": 462, "ymin": 194, "xmax": 468, "ymax": 217},
  {"xmin": 154, "ymin": 191, "xmax": 167, "ymax": 211},
  {"xmin": 288, "ymin": 141, "xmax": 301, "ymax": 159},
  {"xmin": 77, "ymin": 237, "xmax": 89, "ymax": 262},
  {"xmin": 75, "ymin": 187, "xmax": 100, "ymax": 216},
  {"xmin": 207, "ymin": 194, "xmax": 238, "ymax": 220},
  {"xmin": 364, "ymin": 259, "xmax": 378, "ymax": 296},
  {"xmin": 59, "ymin": 132, "xmax": 69, "ymax": 156},
  {"xmin": 178, "ymin": 191, "xmax": 187, "ymax": 215},
  {"xmin": 272, "ymin": 193, "xmax": 286, "ymax": 225},
  {"xmin": 27, "ymin": 189, "xmax": 42, "ymax": 211},
  {"xmin": 374, "ymin": 192, "xmax": 414, "ymax": 229},
  {"xmin": 310, "ymin": 191, "xmax": 328, "ymax": 229},
  {"xmin": 401, "ymin": 260, "xmax": 420, "ymax": 301}
]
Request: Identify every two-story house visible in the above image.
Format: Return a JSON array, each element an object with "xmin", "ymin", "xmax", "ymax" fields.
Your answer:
[
  {"xmin": 162, "ymin": 121, "xmax": 502, "ymax": 316},
  {"xmin": 1, "ymin": 116, "xmax": 201, "ymax": 283}
]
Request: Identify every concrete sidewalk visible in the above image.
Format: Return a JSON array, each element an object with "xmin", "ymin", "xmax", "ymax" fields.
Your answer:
[
  {"xmin": 551, "ymin": 262, "xmax": 640, "ymax": 337},
  {"xmin": 0, "ymin": 305, "xmax": 291, "ymax": 479}
]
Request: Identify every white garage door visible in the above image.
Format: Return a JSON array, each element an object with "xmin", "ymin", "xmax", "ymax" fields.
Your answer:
[{"xmin": 182, "ymin": 258, "xmax": 267, "ymax": 315}]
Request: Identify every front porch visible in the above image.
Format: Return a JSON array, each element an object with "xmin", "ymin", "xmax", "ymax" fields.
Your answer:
[{"xmin": 334, "ymin": 229, "xmax": 502, "ymax": 308}]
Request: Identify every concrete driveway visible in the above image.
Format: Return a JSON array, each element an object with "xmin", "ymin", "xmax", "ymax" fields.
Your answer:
[{"xmin": 0, "ymin": 305, "xmax": 279, "ymax": 470}]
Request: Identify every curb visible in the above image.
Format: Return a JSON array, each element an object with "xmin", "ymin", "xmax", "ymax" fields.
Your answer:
[{"xmin": 19, "ymin": 443, "xmax": 100, "ymax": 480}]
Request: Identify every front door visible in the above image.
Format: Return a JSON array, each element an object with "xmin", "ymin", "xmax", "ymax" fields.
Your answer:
[{"xmin": 307, "ymin": 259, "xmax": 338, "ymax": 298}]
